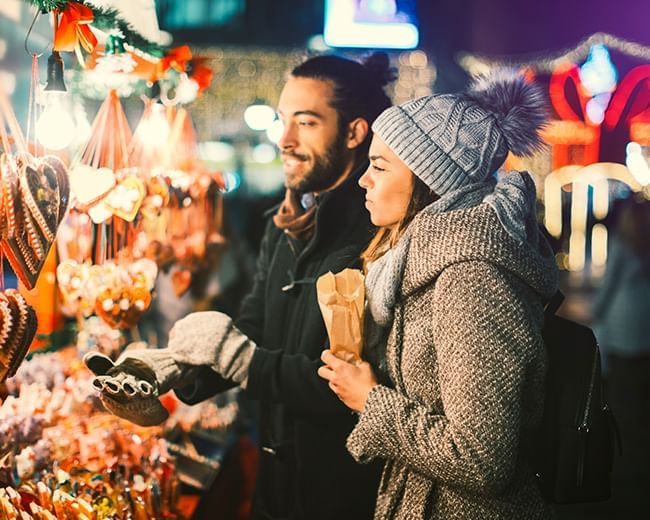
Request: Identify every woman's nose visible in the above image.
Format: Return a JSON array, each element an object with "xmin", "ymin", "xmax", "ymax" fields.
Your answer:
[{"xmin": 358, "ymin": 167, "xmax": 372, "ymax": 189}]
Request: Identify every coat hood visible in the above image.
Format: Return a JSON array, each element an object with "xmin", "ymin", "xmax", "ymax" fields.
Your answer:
[{"xmin": 402, "ymin": 202, "xmax": 558, "ymax": 301}]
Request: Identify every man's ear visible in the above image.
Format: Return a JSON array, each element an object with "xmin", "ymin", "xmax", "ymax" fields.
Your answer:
[{"xmin": 346, "ymin": 118, "xmax": 369, "ymax": 150}]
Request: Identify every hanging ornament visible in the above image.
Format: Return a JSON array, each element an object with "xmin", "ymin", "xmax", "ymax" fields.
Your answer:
[
  {"xmin": 95, "ymin": 34, "xmax": 136, "ymax": 75},
  {"xmin": 188, "ymin": 57, "xmax": 214, "ymax": 94},
  {"xmin": 161, "ymin": 45, "xmax": 192, "ymax": 75},
  {"xmin": 53, "ymin": 1, "xmax": 98, "ymax": 66}
]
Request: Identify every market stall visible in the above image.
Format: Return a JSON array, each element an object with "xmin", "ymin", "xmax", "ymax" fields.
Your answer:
[{"xmin": 0, "ymin": 2, "xmax": 234, "ymax": 518}]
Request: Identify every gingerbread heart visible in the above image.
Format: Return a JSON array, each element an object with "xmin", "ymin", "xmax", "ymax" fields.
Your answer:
[
  {"xmin": 56, "ymin": 260, "xmax": 90, "ymax": 305},
  {"xmin": 0, "ymin": 153, "xmax": 19, "ymax": 241},
  {"xmin": 0, "ymin": 290, "xmax": 37, "ymax": 382},
  {"xmin": 2, "ymin": 154, "xmax": 70, "ymax": 290},
  {"xmin": 102, "ymin": 175, "xmax": 146, "ymax": 222},
  {"xmin": 69, "ymin": 165, "xmax": 116, "ymax": 207},
  {"xmin": 94, "ymin": 285, "xmax": 152, "ymax": 329},
  {"xmin": 87, "ymin": 200, "xmax": 113, "ymax": 224},
  {"xmin": 128, "ymin": 258, "xmax": 158, "ymax": 291},
  {"xmin": 1, "ymin": 156, "xmax": 41, "ymax": 289},
  {"xmin": 141, "ymin": 175, "xmax": 170, "ymax": 219},
  {"xmin": 42, "ymin": 155, "xmax": 70, "ymax": 223},
  {"xmin": 20, "ymin": 159, "xmax": 61, "ymax": 242}
]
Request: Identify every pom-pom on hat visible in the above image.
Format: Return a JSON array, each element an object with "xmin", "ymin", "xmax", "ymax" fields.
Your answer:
[{"xmin": 371, "ymin": 69, "xmax": 547, "ymax": 196}]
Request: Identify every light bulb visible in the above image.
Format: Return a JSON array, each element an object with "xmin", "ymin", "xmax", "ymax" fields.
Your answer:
[
  {"xmin": 36, "ymin": 91, "xmax": 75, "ymax": 150},
  {"xmin": 266, "ymin": 119, "xmax": 284, "ymax": 144},
  {"xmin": 244, "ymin": 103, "xmax": 275, "ymax": 131},
  {"xmin": 175, "ymin": 74, "xmax": 199, "ymax": 104},
  {"xmin": 135, "ymin": 103, "xmax": 170, "ymax": 149},
  {"xmin": 626, "ymin": 142, "xmax": 650, "ymax": 186},
  {"xmin": 252, "ymin": 143, "xmax": 276, "ymax": 163}
]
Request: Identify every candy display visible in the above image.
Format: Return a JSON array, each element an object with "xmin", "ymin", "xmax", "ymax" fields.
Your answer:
[{"xmin": 0, "ymin": 351, "xmax": 184, "ymax": 518}]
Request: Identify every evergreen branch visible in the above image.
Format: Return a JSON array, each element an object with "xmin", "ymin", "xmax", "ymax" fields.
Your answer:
[
  {"xmin": 22, "ymin": 0, "xmax": 165, "ymax": 57},
  {"xmin": 24, "ymin": 0, "xmax": 69, "ymax": 12}
]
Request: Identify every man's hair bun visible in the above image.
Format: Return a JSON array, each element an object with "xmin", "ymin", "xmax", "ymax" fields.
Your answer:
[{"xmin": 362, "ymin": 52, "xmax": 397, "ymax": 87}]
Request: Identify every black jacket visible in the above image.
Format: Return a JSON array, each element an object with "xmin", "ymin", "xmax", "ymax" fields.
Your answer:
[{"xmin": 177, "ymin": 163, "xmax": 382, "ymax": 519}]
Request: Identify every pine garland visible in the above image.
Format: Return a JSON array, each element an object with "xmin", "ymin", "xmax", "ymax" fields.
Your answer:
[
  {"xmin": 90, "ymin": 5, "xmax": 165, "ymax": 57},
  {"xmin": 24, "ymin": 0, "xmax": 165, "ymax": 57},
  {"xmin": 25, "ymin": 0, "xmax": 69, "ymax": 11}
]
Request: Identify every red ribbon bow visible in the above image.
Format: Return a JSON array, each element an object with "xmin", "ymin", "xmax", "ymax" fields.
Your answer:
[{"xmin": 53, "ymin": 2, "xmax": 98, "ymax": 53}]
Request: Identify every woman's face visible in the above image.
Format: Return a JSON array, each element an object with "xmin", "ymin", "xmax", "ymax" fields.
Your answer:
[{"xmin": 359, "ymin": 135, "xmax": 413, "ymax": 228}]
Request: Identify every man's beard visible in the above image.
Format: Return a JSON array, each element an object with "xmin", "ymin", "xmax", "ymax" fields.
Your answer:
[{"xmin": 285, "ymin": 130, "xmax": 349, "ymax": 194}]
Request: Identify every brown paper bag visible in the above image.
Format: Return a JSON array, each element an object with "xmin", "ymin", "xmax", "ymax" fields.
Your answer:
[{"xmin": 316, "ymin": 269, "xmax": 365, "ymax": 363}]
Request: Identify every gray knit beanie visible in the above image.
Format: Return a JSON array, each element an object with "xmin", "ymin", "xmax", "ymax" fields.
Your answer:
[{"xmin": 371, "ymin": 70, "xmax": 546, "ymax": 195}]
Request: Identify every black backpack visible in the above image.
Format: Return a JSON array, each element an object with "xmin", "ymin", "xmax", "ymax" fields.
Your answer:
[{"xmin": 527, "ymin": 291, "xmax": 621, "ymax": 504}]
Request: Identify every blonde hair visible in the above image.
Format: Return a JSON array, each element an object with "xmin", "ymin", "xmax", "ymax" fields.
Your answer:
[{"xmin": 361, "ymin": 174, "xmax": 438, "ymax": 271}]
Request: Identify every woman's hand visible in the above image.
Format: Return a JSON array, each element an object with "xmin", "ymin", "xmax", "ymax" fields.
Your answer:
[{"xmin": 317, "ymin": 350, "xmax": 378, "ymax": 412}]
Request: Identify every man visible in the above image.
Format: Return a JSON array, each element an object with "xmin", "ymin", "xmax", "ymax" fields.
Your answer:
[{"xmin": 85, "ymin": 53, "xmax": 395, "ymax": 519}]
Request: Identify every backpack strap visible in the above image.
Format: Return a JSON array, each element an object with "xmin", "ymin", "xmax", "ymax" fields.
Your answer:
[{"xmin": 544, "ymin": 290, "xmax": 565, "ymax": 317}]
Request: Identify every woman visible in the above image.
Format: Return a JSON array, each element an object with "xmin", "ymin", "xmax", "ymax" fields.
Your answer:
[{"xmin": 318, "ymin": 71, "xmax": 559, "ymax": 519}]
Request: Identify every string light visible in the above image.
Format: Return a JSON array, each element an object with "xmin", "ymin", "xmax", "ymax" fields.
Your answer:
[{"xmin": 458, "ymin": 32, "xmax": 650, "ymax": 75}]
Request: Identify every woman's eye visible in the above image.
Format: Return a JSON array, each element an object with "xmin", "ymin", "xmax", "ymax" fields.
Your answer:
[{"xmin": 372, "ymin": 164, "xmax": 385, "ymax": 172}]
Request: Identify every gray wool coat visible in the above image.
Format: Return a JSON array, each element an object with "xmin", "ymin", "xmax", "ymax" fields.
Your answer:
[{"xmin": 347, "ymin": 203, "xmax": 559, "ymax": 519}]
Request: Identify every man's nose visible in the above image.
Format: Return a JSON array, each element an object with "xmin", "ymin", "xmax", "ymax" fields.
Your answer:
[{"xmin": 277, "ymin": 122, "xmax": 296, "ymax": 150}]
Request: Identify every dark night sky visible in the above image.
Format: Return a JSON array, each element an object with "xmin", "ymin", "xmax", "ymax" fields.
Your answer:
[
  {"xmin": 415, "ymin": 0, "xmax": 649, "ymax": 92},
  {"xmin": 417, "ymin": 0, "xmax": 649, "ymax": 56}
]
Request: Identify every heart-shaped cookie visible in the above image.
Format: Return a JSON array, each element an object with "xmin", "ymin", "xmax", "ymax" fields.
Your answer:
[
  {"xmin": 0, "ymin": 290, "xmax": 37, "ymax": 382},
  {"xmin": 141, "ymin": 175, "xmax": 170, "ymax": 219},
  {"xmin": 0, "ymin": 153, "xmax": 19, "ymax": 241},
  {"xmin": 1, "ymin": 156, "xmax": 40, "ymax": 289},
  {"xmin": 56, "ymin": 260, "xmax": 91, "ymax": 305},
  {"xmin": 42, "ymin": 155, "xmax": 70, "ymax": 223},
  {"xmin": 102, "ymin": 175, "xmax": 146, "ymax": 222},
  {"xmin": 69, "ymin": 165, "xmax": 116, "ymax": 207},
  {"xmin": 94, "ymin": 285, "xmax": 152, "ymax": 329},
  {"xmin": 128, "ymin": 258, "xmax": 158, "ymax": 291},
  {"xmin": 20, "ymin": 160, "xmax": 61, "ymax": 242},
  {"xmin": 2, "ymin": 154, "xmax": 70, "ymax": 289}
]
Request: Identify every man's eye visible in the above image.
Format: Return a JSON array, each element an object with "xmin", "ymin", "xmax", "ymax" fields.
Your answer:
[{"xmin": 298, "ymin": 121, "xmax": 316, "ymax": 126}]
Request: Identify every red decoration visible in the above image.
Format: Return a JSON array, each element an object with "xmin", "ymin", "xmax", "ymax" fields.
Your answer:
[{"xmin": 53, "ymin": 2, "xmax": 98, "ymax": 53}]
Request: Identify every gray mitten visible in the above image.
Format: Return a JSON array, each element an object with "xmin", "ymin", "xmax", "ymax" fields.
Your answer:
[
  {"xmin": 84, "ymin": 348, "xmax": 193, "ymax": 427},
  {"xmin": 167, "ymin": 311, "xmax": 256, "ymax": 387}
]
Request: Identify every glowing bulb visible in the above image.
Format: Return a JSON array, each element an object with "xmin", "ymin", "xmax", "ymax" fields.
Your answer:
[
  {"xmin": 175, "ymin": 74, "xmax": 199, "ymax": 104},
  {"xmin": 585, "ymin": 98, "xmax": 606, "ymax": 125},
  {"xmin": 579, "ymin": 44, "xmax": 618, "ymax": 96},
  {"xmin": 135, "ymin": 103, "xmax": 170, "ymax": 149},
  {"xmin": 266, "ymin": 119, "xmax": 284, "ymax": 143},
  {"xmin": 36, "ymin": 92, "xmax": 75, "ymax": 150},
  {"xmin": 626, "ymin": 141, "xmax": 650, "ymax": 186},
  {"xmin": 252, "ymin": 143, "xmax": 276, "ymax": 163},
  {"xmin": 244, "ymin": 103, "xmax": 275, "ymax": 131}
]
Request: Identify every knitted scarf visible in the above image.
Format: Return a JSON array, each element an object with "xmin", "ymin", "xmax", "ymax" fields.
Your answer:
[
  {"xmin": 273, "ymin": 189, "xmax": 318, "ymax": 241},
  {"xmin": 365, "ymin": 171, "xmax": 538, "ymax": 328}
]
